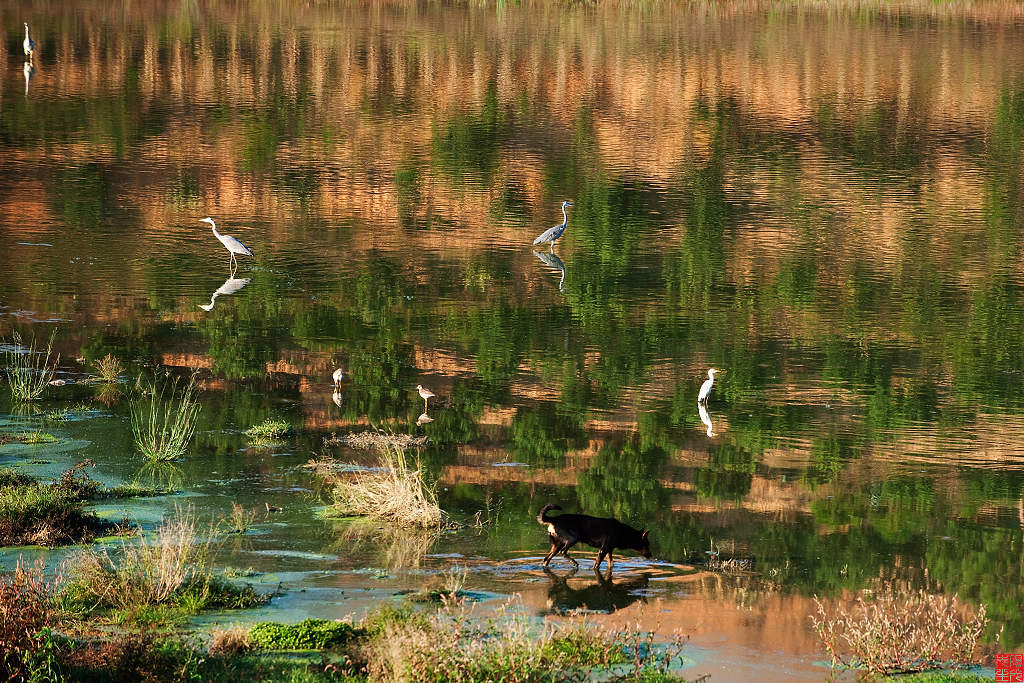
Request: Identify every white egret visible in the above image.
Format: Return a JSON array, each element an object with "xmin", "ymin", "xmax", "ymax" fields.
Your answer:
[
  {"xmin": 332, "ymin": 368, "xmax": 345, "ymax": 388},
  {"xmin": 698, "ymin": 368, "xmax": 719, "ymax": 403},
  {"xmin": 533, "ymin": 201, "xmax": 574, "ymax": 251},
  {"xmin": 200, "ymin": 217, "xmax": 253, "ymax": 272},
  {"xmin": 23, "ymin": 23, "xmax": 34, "ymax": 59},
  {"xmin": 416, "ymin": 384, "xmax": 435, "ymax": 410}
]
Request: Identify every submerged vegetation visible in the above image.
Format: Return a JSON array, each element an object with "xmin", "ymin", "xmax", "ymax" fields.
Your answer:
[
  {"xmin": 130, "ymin": 372, "xmax": 201, "ymax": 462},
  {"xmin": 3, "ymin": 330, "xmax": 58, "ymax": 402}
]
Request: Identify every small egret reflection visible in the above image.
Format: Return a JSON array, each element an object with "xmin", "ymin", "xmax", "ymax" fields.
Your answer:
[
  {"xmin": 532, "ymin": 201, "xmax": 574, "ymax": 251},
  {"xmin": 697, "ymin": 401, "xmax": 714, "ymax": 438},
  {"xmin": 201, "ymin": 217, "xmax": 254, "ymax": 273},
  {"xmin": 698, "ymin": 368, "xmax": 720, "ymax": 403},
  {"xmin": 198, "ymin": 276, "xmax": 250, "ymax": 311},
  {"xmin": 416, "ymin": 412, "xmax": 434, "ymax": 426}
]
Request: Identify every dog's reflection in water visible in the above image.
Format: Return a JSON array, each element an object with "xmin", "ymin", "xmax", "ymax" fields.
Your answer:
[{"xmin": 542, "ymin": 566, "xmax": 650, "ymax": 616}]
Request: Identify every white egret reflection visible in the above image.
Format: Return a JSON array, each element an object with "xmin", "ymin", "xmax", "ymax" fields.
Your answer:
[
  {"xmin": 698, "ymin": 400, "xmax": 715, "ymax": 438},
  {"xmin": 198, "ymin": 276, "xmax": 251, "ymax": 311},
  {"xmin": 533, "ymin": 249, "xmax": 566, "ymax": 292},
  {"xmin": 23, "ymin": 62, "xmax": 34, "ymax": 96},
  {"xmin": 331, "ymin": 389, "xmax": 343, "ymax": 408}
]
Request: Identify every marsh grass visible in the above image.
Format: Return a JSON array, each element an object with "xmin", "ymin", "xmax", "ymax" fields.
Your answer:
[
  {"xmin": 93, "ymin": 353, "xmax": 124, "ymax": 383},
  {"xmin": 221, "ymin": 502, "xmax": 259, "ymax": 535},
  {"xmin": 130, "ymin": 372, "xmax": 201, "ymax": 462},
  {"xmin": 811, "ymin": 582, "xmax": 990, "ymax": 675},
  {"xmin": 3, "ymin": 330, "xmax": 58, "ymax": 401},
  {"xmin": 0, "ymin": 431, "xmax": 59, "ymax": 445},
  {"xmin": 65, "ymin": 508, "xmax": 264, "ymax": 615},
  {"xmin": 329, "ymin": 445, "xmax": 445, "ymax": 528}
]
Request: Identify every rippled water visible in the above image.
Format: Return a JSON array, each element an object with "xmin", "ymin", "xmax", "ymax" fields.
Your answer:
[{"xmin": 3, "ymin": 1, "xmax": 1024, "ymax": 676}]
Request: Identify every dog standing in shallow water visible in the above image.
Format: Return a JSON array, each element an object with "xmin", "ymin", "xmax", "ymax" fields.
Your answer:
[{"xmin": 537, "ymin": 504, "xmax": 651, "ymax": 573}]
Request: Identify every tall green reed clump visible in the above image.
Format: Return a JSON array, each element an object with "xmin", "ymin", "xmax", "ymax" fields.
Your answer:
[
  {"xmin": 3, "ymin": 330, "xmax": 57, "ymax": 401},
  {"xmin": 130, "ymin": 373, "xmax": 201, "ymax": 462}
]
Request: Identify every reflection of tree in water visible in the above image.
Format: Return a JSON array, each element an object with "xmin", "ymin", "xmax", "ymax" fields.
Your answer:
[
  {"xmin": 510, "ymin": 406, "xmax": 585, "ymax": 469},
  {"xmin": 693, "ymin": 443, "xmax": 755, "ymax": 503},
  {"xmin": 575, "ymin": 435, "xmax": 668, "ymax": 524}
]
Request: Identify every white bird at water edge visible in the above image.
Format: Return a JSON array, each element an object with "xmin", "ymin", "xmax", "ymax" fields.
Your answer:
[
  {"xmin": 698, "ymin": 368, "xmax": 720, "ymax": 403},
  {"xmin": 23, "ymin": 23, "xmax": 35, "ymax": 59},
  {"xmin": 200, "ymin": 217, "xmax": 254, "ymax": 272}
]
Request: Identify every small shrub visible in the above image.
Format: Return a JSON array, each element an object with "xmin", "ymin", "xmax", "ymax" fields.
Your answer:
[
  {"xmin": 0, "ymin": 466, "xmax": 113, "ymax": 546},
  {"xmin": 3, "ymin": 330, "xmax": 58, "ymax": 401},
  {"xmin": 329, "ymin": 446, "xmax": 445, "ymax": 528},
  {"xmin": 811, "ymin": 582, "xmax": 989, "ymax": 675},
  {"xmin": 130, "ymin": 373, "xmax": 201, "ymax": 462},
  {"xmin": 93, "ymin": 354, "xmax": 124, "ymax": 383},
  {"xmin": 0, "ymin": 560, "xmax": 64, "ymax": 683},
  {"xmin": 248, "ymin": 619, "xmax": 362, "ymax": 650}
]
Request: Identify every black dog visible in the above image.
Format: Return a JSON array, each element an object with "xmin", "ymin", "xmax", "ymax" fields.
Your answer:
[{"xmin": 537, "ymin": 504, "xmax": 651, "ymax": 572}]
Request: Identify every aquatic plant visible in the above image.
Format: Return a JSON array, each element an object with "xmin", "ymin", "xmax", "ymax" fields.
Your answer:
[
  {"xmin": 3, "ymin": 330, "xmax": 58, "ymax": 402},
  {"xmin": 65, "ymin": 508, "xmax": 263, "ymax": 614},
  {"xmin": 92, "ymin": 353, "xmax": 124, "ymax": 382},
  {"xmin": 248, "ymin": 619, "xmax": 362, "ymax": 651},
  {"xmin": 130, "ymin": 372, "xmax": 201, "ymax": 462},
  {"xmin": 329, "ymin": 445, "xmax": 445, "ymax": 528},
  {"xmin": 245, "ymin": 418, "xmax": 293, "ymax": 440},
  {"xmin": 811, "ymin": 582, "xmax": 990, "ymax": 675},
  {"xmin": 324, "ymin": 430, "xmax": 429, "ymax": 450},
  {"xmin": 221, "ymin": 502, "xmax": 259, "ymax": 535}
]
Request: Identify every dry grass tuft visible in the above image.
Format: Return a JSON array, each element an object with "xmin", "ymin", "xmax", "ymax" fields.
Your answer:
[
  {"xmin": 329, "ymin": 446, "xmax": 445, "ymax": 528},
  {"xmin": 208, "ymin": 625, "xmax": 251, "ymax": 656},
  {"xmin": 93, "ymin": 354, "xmax": 124, "ymax": 383},
  {"xmin": 811, "ymin": 581, "xmax": 990, "ymax": 675},
  {"xmin": 325, "ymin": 431, "xmax": 429, "ymax": 450}
]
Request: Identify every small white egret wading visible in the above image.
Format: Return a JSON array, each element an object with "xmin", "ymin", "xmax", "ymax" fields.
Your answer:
[
  {"xmin": 23, "ymin": 23, "xmax": 35, "ymax": 59},
  {"xmin": 698, "ymin": 368, "xmax": 720, "ymax": 403},
  {"xmin": 332, "ymin": 368, "xmax": 345, "ymax": 388},
  {"xmin": 533, "ymin": 201, "xmax": 574, "ymax": 251},
  {"xmin": 416, "ymin": 384, "xmax": 435, "ymax": 410},
  {"xmin": 201, "ymin": 217, "xmax": 253, "ymax": 272}
]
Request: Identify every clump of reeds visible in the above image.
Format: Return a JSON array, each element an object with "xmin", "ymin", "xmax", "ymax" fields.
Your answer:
[
  {"xmin": 220, "ymin": 502, "xmax": 258, "ymax": 535},
  {"xmin": 330, "ymin": 446, "xmax": 444, "ymax": 528},
  {"xmin": 245, "ymin": 418, "xmax": 293, "ymax": 440},
  {"xmin": 3, "ymin": 330, "xmax": 58, "ymax": 401},
  {"xmin": 208, "ymin": 626, "xmax": 252, "ymax": 656},
  {"xmin": 811, "ymin": 581, "xmax": 990, "ymax": 675},
  {"xmin": 130, "ymin": 373, "xmax": 201, "ymax": 462},
  {"xmin": 93, "ymin": 353, "xmax": 124, "ymax": 382},
  {"xmin": 65, "ymin": 508, "xmax": 263, "ymax": 613}
]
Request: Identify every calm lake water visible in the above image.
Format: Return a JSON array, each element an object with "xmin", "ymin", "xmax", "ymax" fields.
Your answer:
[{"xmin": 3, "ymin": 0, "xmax": 1024, "ymax": 678}]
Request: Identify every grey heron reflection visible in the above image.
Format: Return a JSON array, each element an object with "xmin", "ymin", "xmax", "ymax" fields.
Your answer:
[
  {"xmin": 23, "ymin": 62, "xmax": 34, "ymax": 96},
  {"xmin": 198, "ymin": 276, "xmax": 251, "ymax": 311},
  {"xmin": 533, "ymin": 250, "xmax": 566, "ymax": 292},
  {"xmin": 697, "ymin": 401, "xmax": 714, "ymax": 437},
  {"xmin": 532, "ymin": 201, "xmax": 574, "ymax": 252}
]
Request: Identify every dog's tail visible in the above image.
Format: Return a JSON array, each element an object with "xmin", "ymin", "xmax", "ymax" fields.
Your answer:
[{"xmin": 537, "ymin": 504, "xmax": 561, "ymax": 525}]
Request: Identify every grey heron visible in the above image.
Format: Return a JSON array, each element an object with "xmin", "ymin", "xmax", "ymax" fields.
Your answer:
[
  {"xmin": 198, "ymin": 276, "xmax": 250, "ymax": 311},
  {"xmin": 200, "ymin": 217, "xmax": 253, "ymax": 272},
  {"xmin": 533, "ymin": 201, "xmax": 574, "ymax": 251},
  {"xmin": 23, "ymin": 23, "xmax": 34, "ymax": 59},
  {"xmin": 697, "ymin": 368, "xmax": 719, "ymax": 403},
  {"xmin": 416, "ymin": 384, "xmax": 435, "ymax": 410},
  {"xmin": 333, "ymin": 368, "xmax": 344, "ymax": 388}
]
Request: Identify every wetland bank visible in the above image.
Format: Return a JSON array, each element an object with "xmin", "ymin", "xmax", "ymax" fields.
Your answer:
[{"xmin": 3, "ymin": 0, "xmax": 1024, "ymax": 680}]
